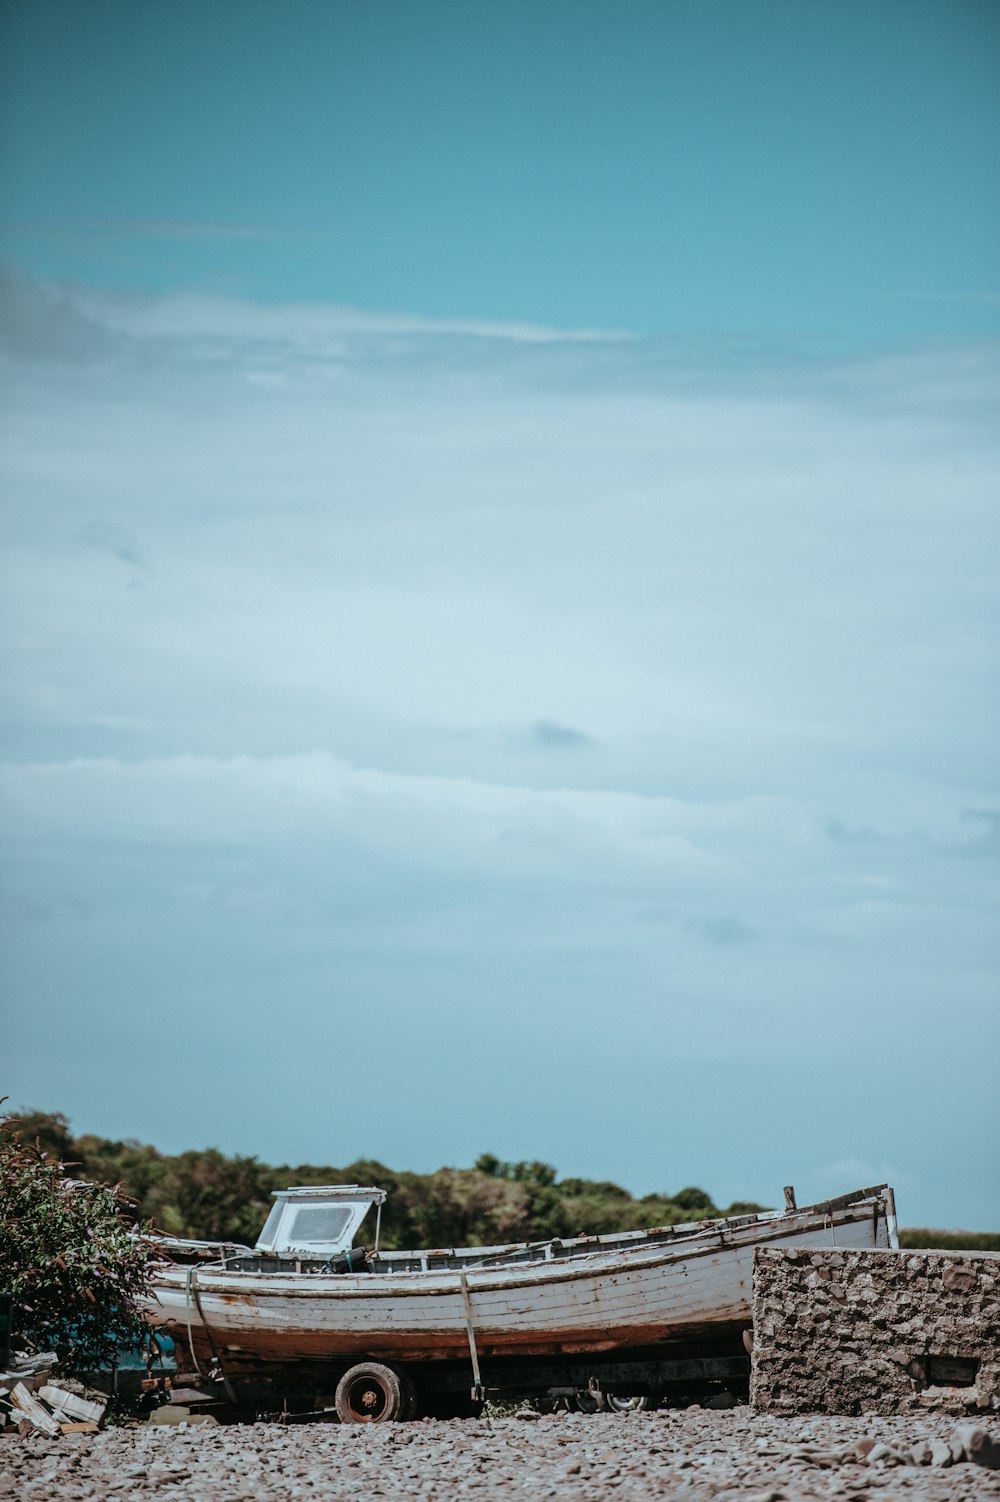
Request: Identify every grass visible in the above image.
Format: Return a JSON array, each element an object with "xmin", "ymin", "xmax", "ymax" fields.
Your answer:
[{"xmin": 898, "ymin": 1228, "xmax": 1000, "ymax": 1252}]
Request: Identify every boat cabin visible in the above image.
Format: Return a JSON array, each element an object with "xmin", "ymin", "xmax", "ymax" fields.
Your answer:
[{"xmin": 254, "ymin": 1186, "xmax": 386, "ymax": 1258}]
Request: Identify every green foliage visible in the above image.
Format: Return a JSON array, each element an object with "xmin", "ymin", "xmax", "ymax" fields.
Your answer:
[
  {"xmin": 670, "ymin": 1186, "xmax": 716, "ymax": 1213},
  {"xmin": 899, "ymin": 1227, "xmax": 1000, "ymax": 1252},
  {"xmin": 0, "ymin": 1110, "xmax": 155, "ymax": 1370},
  {"xmin": 559, "ymin": 1178, "xmax": 632, "ymax": 1201},
  {"xmin": 5, "ymin": 1110, "xmax": 784, "ymax": 1253},
  {"xmin": 7, "ymin": 1109, "xmax": 75, "ymax": 1163},
  {"xmin": 169, "ymin": 1149, "xmax": 273, "ymax": 1245},
  {"xmin": 474, "ymin": 1156, "xmax": 557, "ymax": 1187}
]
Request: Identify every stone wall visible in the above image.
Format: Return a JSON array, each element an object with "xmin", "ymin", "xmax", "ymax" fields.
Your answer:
[{"xmin": 750, "ymin": 1246, "xmax": 1000, "ymax": 1416}]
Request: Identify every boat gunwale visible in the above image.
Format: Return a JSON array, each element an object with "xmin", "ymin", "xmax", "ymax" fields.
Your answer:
[{"xmin": 149, "ymin": 1192, "xmax": 889, "ymax": 1304}]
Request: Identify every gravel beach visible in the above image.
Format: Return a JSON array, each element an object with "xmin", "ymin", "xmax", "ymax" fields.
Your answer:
[{"xmin": 3, "ymin": 1408, "xmax": 999, "ymax": 1502}]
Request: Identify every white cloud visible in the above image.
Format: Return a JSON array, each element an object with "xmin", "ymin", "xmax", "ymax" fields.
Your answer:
[
  {"xmin": 68, "ymin": 280, "xmax": 633, "ymax": 346},
  {"xmin": 0, "ymin": 275, "xmax": 997, "ymax": 1226}
]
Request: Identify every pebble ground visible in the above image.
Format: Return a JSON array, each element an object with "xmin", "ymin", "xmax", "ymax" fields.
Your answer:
[{"xmin": 3, "ymin": 1408, "xmax": 999, "ymax": 1501}]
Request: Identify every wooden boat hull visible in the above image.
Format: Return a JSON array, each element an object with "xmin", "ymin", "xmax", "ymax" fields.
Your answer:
[{"xmin": 148, "ymin": 1192, "xmax": 893, "ymax": 1374}]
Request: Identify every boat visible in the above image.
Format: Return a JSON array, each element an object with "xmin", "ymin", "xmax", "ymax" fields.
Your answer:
[{"xmin": 145, "ymin": 1181, "xmax": 897, "ymax": 1417}]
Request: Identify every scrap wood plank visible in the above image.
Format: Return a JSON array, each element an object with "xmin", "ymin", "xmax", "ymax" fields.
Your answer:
[
  {"xmin": 9, "ymin": 1383, "xmax": 61, "ymax": 1437},
  {"xmin": 7, "ymin": 1352, "xmax": 57, "ymax": 1377},
  {"xmin": 38, "ymin": 1386, "xmax": 106, "ymax": 1424}
]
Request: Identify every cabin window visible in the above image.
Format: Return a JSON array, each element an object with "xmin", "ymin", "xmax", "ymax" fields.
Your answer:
[{"xmin": 285, "ymin": 1205, "xmax": 355, "ymax": 1245}]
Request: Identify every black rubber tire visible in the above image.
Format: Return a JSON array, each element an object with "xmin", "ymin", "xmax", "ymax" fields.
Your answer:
[
  {"xmin": 574, "ymin": 1388, "xmax": 606, "ymax": 1413},
  {"xmin": 335, "ymin": 1362, "xmax": 407, "ymax": 1424},
  {"xmin": 604, "ymin": 1391, "xmax": 657, "ymax": 1413}
]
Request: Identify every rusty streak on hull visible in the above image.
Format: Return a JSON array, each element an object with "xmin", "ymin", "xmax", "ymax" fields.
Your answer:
[
  {"xmin": 178, "ymin": 1320, "xmax": 748, "ymax": 1377},
  {"xmin": 148, "ymin": 1192, "xmax": 894, "ymax": 1376}
]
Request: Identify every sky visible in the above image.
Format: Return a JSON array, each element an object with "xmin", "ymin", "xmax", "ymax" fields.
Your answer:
[{"xmin": 0, "ymin": 1, "xmax": 998, "ymax": 1231}]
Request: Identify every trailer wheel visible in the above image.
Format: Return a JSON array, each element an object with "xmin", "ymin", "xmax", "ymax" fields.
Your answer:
[
  {"xmin": 604, "ymin": 1391, "xmax": 657, "ymax": 1413},
  {"xmin": 335, "ymin": 1362, "xmax": 408, "ymax": 1423},
  {"xmin": 574, "ymin": 1388, "xmax": 605, "ymax": 1413}
]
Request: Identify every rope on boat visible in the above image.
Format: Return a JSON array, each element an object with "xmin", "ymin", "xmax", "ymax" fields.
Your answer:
[
  {"xmin": 184, "ymin": 1265, "xmax": 237, "ymax": 1404},
  {"xmin": 183, "ymin": 1266, "xmax": 202, "ymax": 1379}
]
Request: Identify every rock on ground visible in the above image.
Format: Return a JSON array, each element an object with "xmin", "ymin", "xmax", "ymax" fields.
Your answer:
[{"xmin": 2, "ymin": 1408, "xmax": 1000, "ymax": 1501}]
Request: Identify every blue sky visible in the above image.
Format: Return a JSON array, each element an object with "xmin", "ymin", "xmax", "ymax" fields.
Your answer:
[
  {"xmin": 3, "ymin": 0, "xmax": 999, "ymax": 340},
  {"xmin": 1, "ymin": 1, "xmax": 998, "ymax": 1229}
]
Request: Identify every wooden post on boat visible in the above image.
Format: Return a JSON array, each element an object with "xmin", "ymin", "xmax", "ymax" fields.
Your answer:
[{"xmin": 459, "ymin": 1272, "xmax": 485, "ymax": 1404}]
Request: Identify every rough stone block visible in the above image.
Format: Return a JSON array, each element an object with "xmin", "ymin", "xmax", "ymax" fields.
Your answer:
[{"xmin": 750, "ymin": 1247, "xmax": 1000, "ymax": 1417}]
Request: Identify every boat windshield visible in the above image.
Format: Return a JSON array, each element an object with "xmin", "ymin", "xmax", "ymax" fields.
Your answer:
[
  {"xmin": 284, "ymin": 1205, "xmax": 356, "ymax": 1245},
  {"xmin": 257, "ymin": 1200, "xmax": 284, "ymax": 1248}
]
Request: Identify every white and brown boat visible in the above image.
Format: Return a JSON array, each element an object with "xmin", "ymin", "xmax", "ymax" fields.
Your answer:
[{"xmin": 145, "ymin": 1181, "xmax": 897, "ymax": 1420}]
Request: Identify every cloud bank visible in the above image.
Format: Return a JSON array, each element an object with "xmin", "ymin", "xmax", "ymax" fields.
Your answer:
[{"xmin": 1, "ymin": 273, "xmax": 997, "ymax": 1225}]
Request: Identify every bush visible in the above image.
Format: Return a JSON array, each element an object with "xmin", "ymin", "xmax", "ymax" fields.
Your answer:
[
  {"xmin": 670, "ymin": 1186, "xmax": 717, "ymax": 1214},
  {"xmin": 0, "ymin": 1111, "xmax": 155, "ymax": 1370}
]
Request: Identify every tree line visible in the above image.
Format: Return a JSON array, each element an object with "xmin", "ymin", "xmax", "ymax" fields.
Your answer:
[
  {"xmin": 10, "ymin": 1110, "xmax": 995, "ymax": 1251},
  {"xmin": 7, "ymin": 1110, "xmax": 767, "ymax": 1248}
]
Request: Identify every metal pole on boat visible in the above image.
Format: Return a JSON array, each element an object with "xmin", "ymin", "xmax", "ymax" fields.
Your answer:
[{"xmin": 459, "ymin": 1272, "xmax": 484, "ymax": 1404}]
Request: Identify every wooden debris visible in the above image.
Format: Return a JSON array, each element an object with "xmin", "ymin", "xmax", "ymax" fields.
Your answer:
[
  {"xmin": 0, "ymin": 1371, "xmax": 109, "ymax": 1439},
  {"xmin": 8, "ymin": 1382, "xmax": 62, "ymax": 1437},
  {"xmin": 38, "ymin": 1385, "xmax": 106, "ymax": 1425},
  {"xmin": 0, "ymin": 1351, "xmax": 58, "ymax": 1393},
  {"xmin": 6, "ymin": 1351, "xmax": 58, "ymax": 1376}
]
